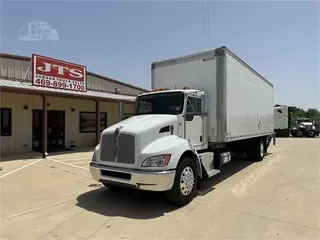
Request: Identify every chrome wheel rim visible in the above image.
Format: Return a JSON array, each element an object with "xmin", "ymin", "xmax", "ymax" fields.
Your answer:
[{"xmin": 180, "ymin": 166, "xmax": 195, "ymax": 196}]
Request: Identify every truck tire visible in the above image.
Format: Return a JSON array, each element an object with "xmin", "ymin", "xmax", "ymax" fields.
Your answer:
[
  {"xmin": 306, "ymin": 130, "xmax": 316, "ymax": 138},
  {"xmin": 166, "ymin": 157, "xmax": 198, "ymax": 206},
  {"xmin": 295, "ymin": 130, "xmax": 303, "ymax": 137},
  {"xmin": 246, "ymin": 139, "xmax": 265, "ymax": 162}
]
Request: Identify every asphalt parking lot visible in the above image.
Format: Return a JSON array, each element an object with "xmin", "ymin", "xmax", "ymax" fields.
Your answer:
[{"xmin": 1, "ymin": 138, "xmax": 319, "ymax": 240}]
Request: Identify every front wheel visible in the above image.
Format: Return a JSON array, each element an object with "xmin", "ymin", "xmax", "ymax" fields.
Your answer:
[
  {"xmin": 166, "ymin": 157, "xmax": 197, "ymax": 206},
  {"xmin": 295, "ymin": 130, "xmax": 304, "ymax": 137}
]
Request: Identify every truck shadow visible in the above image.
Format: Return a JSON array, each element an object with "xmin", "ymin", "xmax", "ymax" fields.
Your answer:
[
  {"xmin": 76, "ymin": 153, "xmax": 272, "ymax": 219},
  {"xmin": 76, "ymin": 186, "xmax": 178, "ymax": 219}
]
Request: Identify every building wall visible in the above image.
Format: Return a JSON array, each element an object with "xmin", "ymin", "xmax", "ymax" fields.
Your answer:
[
  {"xmin": 0, "ymin": 56, "xmax": 148, "ymax": 96},
  {"xmin": 0, "ymin": 92, "xmax": 135, "ymax": 154}
]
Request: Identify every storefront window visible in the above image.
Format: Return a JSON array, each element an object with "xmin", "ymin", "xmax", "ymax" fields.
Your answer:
[
  {"xmin": 79, "ymin": 112, "xmax": 107, "ymax": 133},
  {"xmin": 1, "ymin": 108, "xmax": 12, "ymax": 136}
]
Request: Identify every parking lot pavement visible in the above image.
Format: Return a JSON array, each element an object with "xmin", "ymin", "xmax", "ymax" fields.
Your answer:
[
  {"xmin": 1, "ymin": 139, "xmax": 320, "ymax": 240},
  {"xmin": 46, "ymin": 151, "xmax": 94, "ymax": 171}
]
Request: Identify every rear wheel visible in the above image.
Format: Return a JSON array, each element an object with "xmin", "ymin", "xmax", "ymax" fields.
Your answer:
[
  {"xmin": 306, "ymin": 130, "xmax": 316, "ymax": 138},
  {"xmin": 246, "ymin": 139, "xmax": 265, "ymax": 162},
  {"xmin": 166, "ymin": 157, "xmax": 197, "ymax": 206}
]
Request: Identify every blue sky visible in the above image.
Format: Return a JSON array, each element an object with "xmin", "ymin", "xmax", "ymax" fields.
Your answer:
[{"xmin": 1, "ymin": 0, "xmax": 319, "ymax": 109}]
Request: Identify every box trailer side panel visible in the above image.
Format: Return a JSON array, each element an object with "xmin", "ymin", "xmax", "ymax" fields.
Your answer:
[
  {"xmin": 151, "ymin": 50, "xmax": 219, "ymax": 141},
  {"xmin": 225, "ymin": 51, "xmax": 274, "ymax": 142},
  {"xmin": 151, "ymin": 49, "xmax": 217, "ymax": 92}
]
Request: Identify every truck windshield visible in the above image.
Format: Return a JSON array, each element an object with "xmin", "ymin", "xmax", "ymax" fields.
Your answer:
[{"xmin": 136, "ymin": 92, "xmax": 184, "ymax": 115}]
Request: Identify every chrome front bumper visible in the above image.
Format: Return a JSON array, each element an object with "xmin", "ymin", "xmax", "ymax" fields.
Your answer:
[{"xmin": 89, "ymin": 162, "xmax": 176, "ymax": 192}]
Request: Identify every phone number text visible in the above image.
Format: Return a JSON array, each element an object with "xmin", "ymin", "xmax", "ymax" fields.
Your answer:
[{"xmin": 34, "ymin": 78, "xmax": 86, "ymax": 91}]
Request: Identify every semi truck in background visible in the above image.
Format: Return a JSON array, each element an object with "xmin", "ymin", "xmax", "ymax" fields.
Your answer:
[
  {"xmin": 274, "ymin": 105, "xmax": 318, "ymax": 138},
  {"xmin": 291, "ymin": 117, "xmax": 318, "ymax": 138},
  {"xmin": 89, "ymin": 46, "xmax": 276, "ymax": 206}
]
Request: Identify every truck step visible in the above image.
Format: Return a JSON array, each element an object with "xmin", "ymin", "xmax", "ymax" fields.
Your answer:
[{"xmin": 207, "ymin": 168, "xmax": 220, "ymax": 178}]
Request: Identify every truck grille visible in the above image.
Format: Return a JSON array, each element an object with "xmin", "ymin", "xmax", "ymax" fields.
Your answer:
[
  {"xmin": 100, "ymin": 133, "xmax": 135, "ymax": 164},
  {"xmin": 100, "ymin": 134, "xmax": 116, "ymax": 162},
  {"xmin": 305, "ymin": 125, "xmax": 313, "ymax": 130}
]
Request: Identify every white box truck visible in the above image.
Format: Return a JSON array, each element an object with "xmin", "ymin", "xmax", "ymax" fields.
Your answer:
[{"xmin": 89, "ymin": 46, "xmax": 276, "ymax": 206}]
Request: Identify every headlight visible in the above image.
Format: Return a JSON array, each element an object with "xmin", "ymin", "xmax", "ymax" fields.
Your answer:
[
  {"xmin": 141, "ymin": 154, "xmax": 171, "ymax": 167},
  {"xmin": 92, "ymin": 152, "xmax": 97, "ymax": 162}
]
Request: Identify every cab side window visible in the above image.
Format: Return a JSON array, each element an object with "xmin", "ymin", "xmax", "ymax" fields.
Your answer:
[{"xmin": 186, "ymin": 97, "xmax": 201, "ymax": 121}]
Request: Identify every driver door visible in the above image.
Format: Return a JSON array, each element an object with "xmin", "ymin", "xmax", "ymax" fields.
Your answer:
[{"xmin": 185, "ymin": 94, "xmax": 204, "ymax": 149}]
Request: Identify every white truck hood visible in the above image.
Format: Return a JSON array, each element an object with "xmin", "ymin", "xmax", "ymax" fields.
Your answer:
[
  {"xmin": 301, "ymin": 122, "xmax": 313, "ymax": 126},
  {"xmin": 101, "ymin": 114, "xmax": 179, "ymax": 161},
  {"xmin": 103, "ymin": 114, "xmax": 178, "ymax": 135}
]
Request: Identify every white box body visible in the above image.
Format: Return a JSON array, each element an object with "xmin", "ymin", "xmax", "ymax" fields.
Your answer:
[{"xmin": 151, "ymin": 46, "xmax": 274, "ymax": 143}]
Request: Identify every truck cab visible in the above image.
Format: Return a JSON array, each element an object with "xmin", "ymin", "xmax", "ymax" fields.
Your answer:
[
  {"xmin": 291, "ymin": 118, "xmax": 318, "ymax": 138},
  {"xmin": 135, "ymin": 88, "xmax": 208, "ymax": 148},
  {"xmin": 90, "ymin": 88, "xmax": 213, "ymax": 206}
]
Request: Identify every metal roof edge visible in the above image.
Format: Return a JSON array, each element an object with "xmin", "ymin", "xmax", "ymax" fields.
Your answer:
[
  {"xmin": 1, "ymin": 86, "xmax": 136, "ymax": 103},
  {"xmin": 0, "ymin": 79, "xmax": 136, "ymax": 103}
]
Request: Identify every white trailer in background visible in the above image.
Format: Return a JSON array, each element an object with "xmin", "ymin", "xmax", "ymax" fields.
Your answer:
[
  {"xmin": 89, "ymin": 46, "xmax": 276, "ymax": 206},
  {"xmin": 274, "ymin": 105, "xmax": 291, "ymax": 137}
]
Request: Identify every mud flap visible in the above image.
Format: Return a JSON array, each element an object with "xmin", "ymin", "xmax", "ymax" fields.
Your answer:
[{"xmin": 273, "ymin": 132, "xmax": 276, "ymax": 145}]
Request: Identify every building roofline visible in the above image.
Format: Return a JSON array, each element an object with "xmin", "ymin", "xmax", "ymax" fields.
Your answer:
[
  {"xmin": 1, "ymin": 85, "xmax": 136, "ymax": 104},
  {"xmin": 0, "ymin": 78, "xmax": 137, "ymax": 104},
  {"xmin": 1, "ymin": 77, "xmax": 138, "ymax": 97},
  {"xmin": 0, "ymin": 52, "xmax": 150, "ymax": 93}
]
